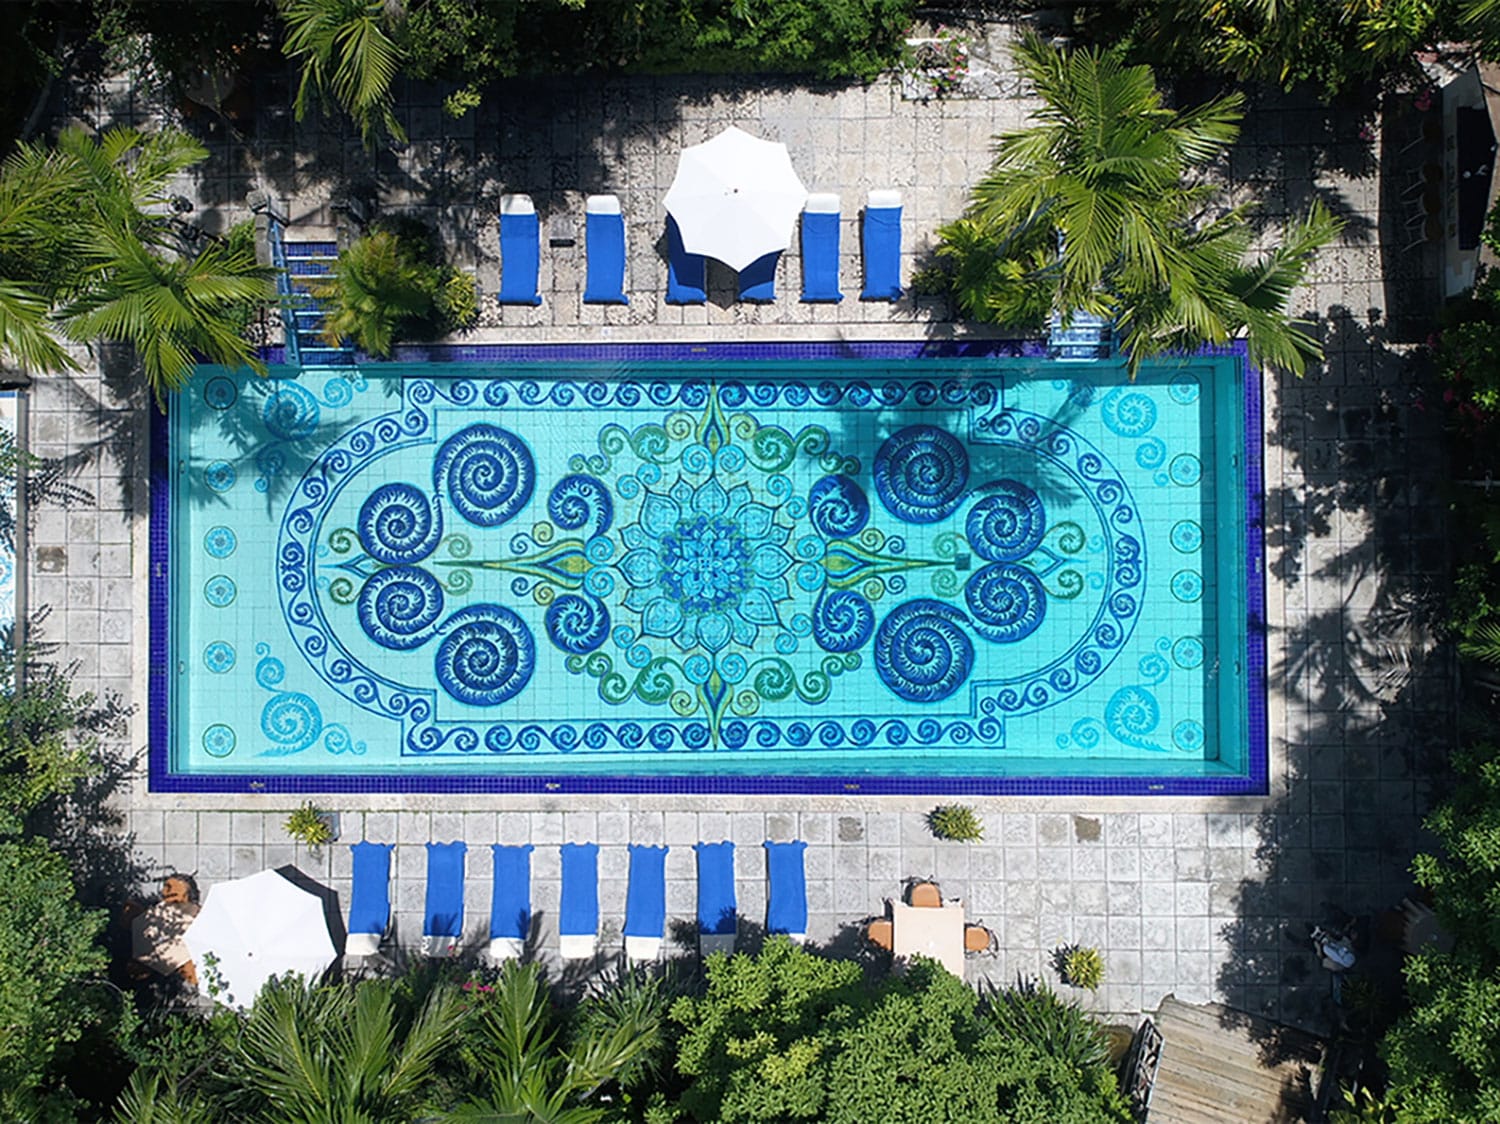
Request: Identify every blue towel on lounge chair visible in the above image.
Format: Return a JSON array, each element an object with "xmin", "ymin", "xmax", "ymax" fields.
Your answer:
[
  {"xmin": 800, "ymin": 194, "xmax": 843, "ymax": 302},
  {"xmin": 861, "ymin": 190, "xmax": 903, "ymax": 301},
  {"xmin": 584, "ymin": 195, "xmax": 628, "ymax": 304},
  {"xmin": 346, "ymin": 841, "xmax": 393, "ymax": 955},
  {"xmin": 489, "ymin": 844, "xmax": 533, "ymax": 943},
  {"xmin": 559, "ymin": 842, "xmax": 599, "ymax": 958},
  {"xmin": 764, "ymin": 840, "xmax": 808, "ymax": 939},
  {"xmin": 694, "ymin": 841, "xmax": 736, "ymax": 952},
  {"xmin": 666, "ymin": 216, "xmax": 706, "ymax": 304},
  {"xmin": 738, "ymin": 252, "xmax": 779, "ymax": 302},
  {"xmin": 498, "ymin": 195, "xmax": 542, "ymax": 305},
  {"xmin": 424, "ymin": 841, "xmax": 466, "ymax": 939},
  {"xmin": 624, "ymin": 845, "xmax": 668, "ymax": 961}
]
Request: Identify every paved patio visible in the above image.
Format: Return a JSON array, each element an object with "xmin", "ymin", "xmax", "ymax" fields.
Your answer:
[{"xmin": 29, "ymin": 29, "xmax": 1453, "ymax": 1028}]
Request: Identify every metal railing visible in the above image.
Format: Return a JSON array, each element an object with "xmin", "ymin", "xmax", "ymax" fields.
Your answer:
[{"xmin": 266, "ymin": 216, "xmax": 300, "ymax": 369}]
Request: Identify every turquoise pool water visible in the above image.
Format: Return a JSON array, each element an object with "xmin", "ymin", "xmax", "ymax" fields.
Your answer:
[{"xmin": 166, "ymin": 356, "xmax": 1255, "ymax": 788}]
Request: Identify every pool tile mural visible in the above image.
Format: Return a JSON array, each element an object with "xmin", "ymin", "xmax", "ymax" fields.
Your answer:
[{"xmin": 168, "ymin": 358, "xmax": 1254, "ymax": 787}]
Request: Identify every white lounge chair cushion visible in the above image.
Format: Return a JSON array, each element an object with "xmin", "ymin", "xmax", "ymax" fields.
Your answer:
[
  {"xmin": 488, "ymin": 936, "xmax": 525, "ymax": 961},
  {"xmin": 625, "ymin": 935, "xmax": 662, "ymax": 962},
  {"xmin": 500, "ymin": 194, "xmax": 536, "ymax": 215},
  {"xmin": 344, "ymin": 932, "xmax": 381, "ymax": 957},
  {"xmin": 420, "ymin": 934, "xmax": 457, "ymax": 958},
  {"xmin": 805, "ymin": 192, "xmax": 840, "ymax": 214},
  {"xmin": 867, "ymin": 189, "xmax": 903, "ymax": 210},
  {"xmin": 699, "ymin": 933, "xmax": 736, "ymax": 958},
  {"xmin": 586, "ymin": 194, "xmax": 622, "ymax": 215},
  {"xmin": 559, "ymin": 934, "xmax": 596, "ymax": 960}
]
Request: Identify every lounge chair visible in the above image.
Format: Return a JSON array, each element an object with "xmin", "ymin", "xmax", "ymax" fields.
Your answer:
[
  {"xmin": 764, "ymin": 840, "xmax": 808, "ymax": 943},
  {"xmin": 738, "ymin": 251, "xmax": 779, "ymax": 302},
  {"xmin": 345, "ymin": 841, "xmax": 394, "ymax": 957},
  {"xmin": 489, "ymin": 844, "xmax": 533, "ymax": 961},
  {"xmin": 624, "ymin": 844, "xmax": 669, "ymax": 963},
  {"xmin": 498, "ymin": 194, "xmax": 542, "ymax": 306},
  {"xmin": 800, "ymin": 193, "xmax": 844, "ymax": 303},
  {"xmin": 694, "ymin": 840, "xmax": 737, "ymax": 957},
  {"xmin": 422, "ymin": 841, "xmax": 466, "ymax": 957},
  {"xmin": 559, "ymin": 842, "xmax": 599, "ymax": 960},
  {"xmin": 584, "ymin": 194, "xmax": 629, "ymax": 304},
  {"xmin": 860, "ymin": 189, "xmax": 903, "ymax": 301},
  {"xmin": 666, "ymin": 216, "xmax": 706, "ymax": 304}
]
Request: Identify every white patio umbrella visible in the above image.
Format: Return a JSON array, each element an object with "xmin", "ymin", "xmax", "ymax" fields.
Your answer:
[
  {"xmin": 664, "ymin": 125, "xmax": 809, "ymax": 271},
  {"xmin": 183, "ymin": 868, "xmax": 337, "ymax": 1009}
]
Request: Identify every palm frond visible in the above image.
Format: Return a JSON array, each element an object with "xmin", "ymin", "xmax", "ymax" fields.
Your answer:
[{"xmin": 1460, "ymin": 620, "xmax": 1500, "ymax": 666}]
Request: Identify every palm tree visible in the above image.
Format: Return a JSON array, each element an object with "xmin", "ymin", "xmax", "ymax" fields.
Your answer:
[
  {"xmin": 314, "ymin": 229, "xmax": 436, "ymax": 357},
  {"xmin": 939, "ymin": 33, "xmax": 1343, "ymax": 377},
  {"xmin": 0, "ymin": 126, "xmax": 275, "ymax": 397},
  {"xmin": 447, "ymin": 960, "xmax": 664, "ymax": 1122},
  {"xmin": 282, "ymin": 0, "xmax": 407, "ymax": 146}
]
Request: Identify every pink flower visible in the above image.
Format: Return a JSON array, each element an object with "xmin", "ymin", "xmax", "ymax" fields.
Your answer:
[{"xmin": 1358, "ymin": 124, "xmax": 1375, "ymax": 142}]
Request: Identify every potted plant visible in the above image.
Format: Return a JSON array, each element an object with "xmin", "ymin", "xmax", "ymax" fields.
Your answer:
[
  {"xmin": 1053, "ymin": 944, "xmax": 1105, "ymax": 991},
  {"xmin": 927, "ymin": 804, "xmax": 985, "ymax": 842},
  {"xmin": 283, "ymin": 801, "xmax": 338, "ymax": 848}
]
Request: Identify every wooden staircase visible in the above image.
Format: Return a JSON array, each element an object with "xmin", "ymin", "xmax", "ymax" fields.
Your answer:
[{"xmin": 1146, "ymin": 997, "xmax": 1321, "ymax": 1123}]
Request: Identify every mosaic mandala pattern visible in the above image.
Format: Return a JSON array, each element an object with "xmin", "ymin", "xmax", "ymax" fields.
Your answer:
[{"xmin": 270, "ymin": 376, "xmax": 1164, "ymax": 757}]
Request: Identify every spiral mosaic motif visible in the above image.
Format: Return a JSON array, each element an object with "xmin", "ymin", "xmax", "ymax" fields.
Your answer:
[
  {"xmin": 356, "ymin": 566, "xmax": 445, "ymax": 650},
  {"xmin": 203, "ymin": 641, "xmax": 236, "ymax": 673},
  {"xmin": 202, "ymin": 724, "xmax": 236, "ymax": 757},
  {"xmin": 203, "ymin": 526, "xmax": 237, "ymax": 559},
  {"xmin": 811, "ymin": 589, "xmax": 875, "ymax": 653},
  {"xmin": 966, "ymin": 483, "xmax": 1046, "ymax": 562},
  {"xmin": 203, "ymin": 376, "xmax": 237, "ymax": 410},
  {"xmin": 964, "ymin": 562, "xmax": 1047, "ymax": 644},
  {"xmin": 204, "ymin": 461, "xmax": 236, "ymax": 493},
  {"xmin": 262, "ymin": 383, "xmax": 321, "ymax": 441},
  {"xmin": 358, "ymin": 483, "xmax": 443, "ymax": 565},
  {"xmin": 873, "ymin": 599, "xmax": 974, "ymax": 703},
  {"xmin": 544, "ymin": 594, "xmax": 610, "ymax": 654},
  {"xmin": 1104, "ymin": 685, "xmax": 1160, "ymax": 748},
  {"xmin": 1101, "ymin": 389, "xmax": 1158, "ymax": 437},
  {"xmin": 435, "ymin": 605, "xmax": 536, "ymax": 706},
  {"xmin": 204, "ymin": 575, "xmax": 237, "ymax": 607},
  {"xmin": 433, "ymin": 423, "xmax": 535, "ymax": 528},
  {"xmin": 548, "ymin": 474, "xmax": 613, "ymax": 537},
  {"xmin": 261, "ymin": 691, "xmax": 323, "ymax": 751},
  {"xmin": 873, "ymin": 425, "xmax": 969, "ymax": 524},
  {"xmin": 807, "ymin": 475, "xmax": 870, "ymax": 538}
]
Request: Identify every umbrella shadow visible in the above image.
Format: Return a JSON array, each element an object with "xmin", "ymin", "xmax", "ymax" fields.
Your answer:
[{"xmin": 274, "ymin": 864, "xmax": 348, "ymax": 955}]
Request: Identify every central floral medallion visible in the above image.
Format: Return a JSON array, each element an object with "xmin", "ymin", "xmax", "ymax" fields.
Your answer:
[{"xmin": 621, "ymin": 479, "xmax": 793, "ymax": 652}]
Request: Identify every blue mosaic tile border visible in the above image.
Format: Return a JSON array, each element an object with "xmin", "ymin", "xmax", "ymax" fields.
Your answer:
[{"xmin": 148, "ymin": 338, "xmax": 1268, "ymax": 796}]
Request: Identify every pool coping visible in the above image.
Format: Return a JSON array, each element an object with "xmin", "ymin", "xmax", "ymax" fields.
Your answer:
[{"xmin": 148, "ymin": 338, "xmax": 1268, "ymax": 798}]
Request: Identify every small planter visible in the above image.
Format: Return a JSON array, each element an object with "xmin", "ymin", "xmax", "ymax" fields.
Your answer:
[{"xmin": 284, "ymin": 802, "xmax": 340, "ymax": 848}]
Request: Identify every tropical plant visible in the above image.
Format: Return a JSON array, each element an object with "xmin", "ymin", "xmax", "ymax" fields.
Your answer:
[
  {"xmin": 0, "ymin": 125, "xmax": 273, "ymax": 398},
  {"xmin": 927, "ymin": 804, "xmax": 985, "ymax": 841},
  {"xmin": 670, "ymin": 938, "xmax": 1131, "ymax": 1123},
  {"xmin": 448, "ymin": 959, "xmax": 661, "ymax": 1121},
  {"xmin": 1054, "ymin": 944, "xmax": 1106, "ymax": 991},
  {"xmin": 1379, "ymin": 740, "xmax": 1500, "ymax": 1120},
  {"xmin": 979, "ymin": 976, "xmax": 1112, "ymax": 1072},
  {"xmin": 938, "ymin": 34, "xmax": 1342, "ymax": 378},
  {"xmin": 1104, "ymin": 0, "xmax": 1444, "ymax": 98},
  {"xmin": 282, "ymin": 0, "xmax": 405, "ymax": 146},
  {"xmin": 281, "ymin": 801, "xmax": 334, "ymax": 846}
]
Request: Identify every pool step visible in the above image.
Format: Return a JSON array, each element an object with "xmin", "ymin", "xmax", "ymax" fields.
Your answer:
[{"xmin": 278, "ymin": 239, "xmax": 354, "ymax": 366}]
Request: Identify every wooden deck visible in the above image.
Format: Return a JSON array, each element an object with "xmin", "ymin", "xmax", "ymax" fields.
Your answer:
[{"xmin": 1147, "ymin": 997, "xmax": 1323, "ymax": 1123}]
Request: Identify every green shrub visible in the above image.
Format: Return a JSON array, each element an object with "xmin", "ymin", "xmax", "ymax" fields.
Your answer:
[
  {"xmin": 435, "ymin": 268, "xmax": 479, "ymax": 335},
  {"xmin": 980, "ymin": 976, "xmax": 1111, "ymax": 1071},
  {"xmin": 927, "ymin": 804, "xmax": 984, "ymax": 841},
  {"xmin": 1054, "ymin": 944, "xmax": 1105, "ymax": 991},
  {"xmin": 282, "ymin": 801, "xmax": 334, "ymax": 846}
]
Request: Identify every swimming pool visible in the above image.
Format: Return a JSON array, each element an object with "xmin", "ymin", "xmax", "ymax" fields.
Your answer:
[{"xmin": 152, "ymin": 347, "xmax": 1265, "ymax": 794}]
